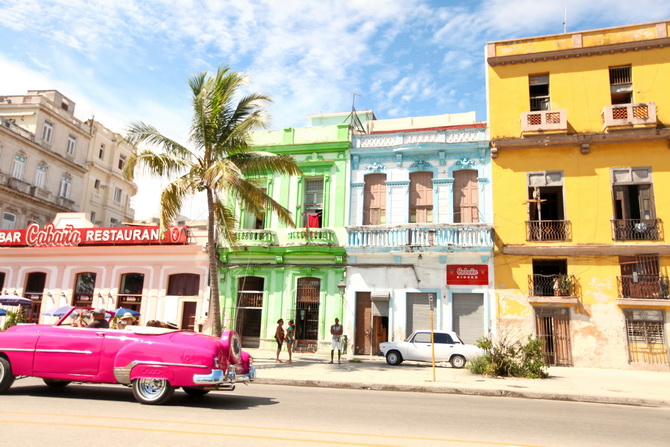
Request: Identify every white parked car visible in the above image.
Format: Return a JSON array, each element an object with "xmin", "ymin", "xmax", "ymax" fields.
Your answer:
[{"xmin": 379, "ymin": 330, "xmax": 483, "ymax": 368}]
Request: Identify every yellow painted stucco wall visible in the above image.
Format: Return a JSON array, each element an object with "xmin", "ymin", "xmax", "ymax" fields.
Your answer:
[
  {"xmin": 488, "ymin": 21, "xmax": 670, "ymax": 137},
  {"xmin": 488, "ymin": 21, "xmax": 670, "ymax": 369}
]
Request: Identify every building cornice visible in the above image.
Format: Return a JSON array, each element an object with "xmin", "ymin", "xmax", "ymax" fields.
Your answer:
[
  {"xmin": 487, "ymin": 36, "xmax": 670, "ymax": 67},
  {"xmin": 501, "ymin": 244, "xmax": 670, "ymax": 256},
  {"xmin": 491, "ymin": 128, "xmax": 670, "ymax": 156}
]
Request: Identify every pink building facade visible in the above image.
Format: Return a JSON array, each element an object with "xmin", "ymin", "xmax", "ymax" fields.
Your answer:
[{"xmin": 0, "ymin": 213, "xmax": 211, "ymax": 331}]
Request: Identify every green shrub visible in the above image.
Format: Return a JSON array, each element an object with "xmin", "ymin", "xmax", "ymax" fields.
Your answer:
[
  {"xmin": 3, "ymin": 307, "xmax": 26, "ymax": 330},
  {"xmin": 468, "ymin": 333, "xmax": 548, "ymax": 379}
]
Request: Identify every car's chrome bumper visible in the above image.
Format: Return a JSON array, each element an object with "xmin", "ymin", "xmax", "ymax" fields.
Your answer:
[
  {"xmin": 236, "ymin": 363, "xmax": 256, "ymax": 382},
  {"xmin": 193, "ymin": 368, "xmax": 227, "ymax": 385},
  {"xmin": 192, "ymin": 363, "xmax": 256, "ymax": 385}
]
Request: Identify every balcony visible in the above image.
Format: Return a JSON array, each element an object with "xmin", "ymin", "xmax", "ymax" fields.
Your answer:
[
  {"xmin": 286, "ymin": 228, "xmax": 336, "ymax": 246},
  {"xmin": 526, "ymin": 220, "xmax": 571, "ymax": 242},
  {"xmin": 346, "ymin": 224, "xmax": 493, "ymax": 250},
  {"xmin": 30, "ymin": 185, "xmax": 51, "ymax": 200},
  {"xmin": 233, "ymin": 230, "xmax": 276, "ymax": 246},
  {"xmin": 601, "ymin": 102, "xmax": 656, "ymax": 131},
  {"xmin": 616, "ymin": 275, "xmax": 670, "ymax": 308},
  {"xmin": 7, "ymin": 177, "xmax": 31, "ymax": 194},
  {"xmin": 56, "ymin": 196, "xmax": 75, "ymax": 210},
  {"xmin": 611, "ymin": 219, "xmax": 661, "ymax": 241},
  {"xmin": 528, "ymin": 274, "xmax": 579, "ymax": 305},
  {"xmin": 520, "ymin": 109, "xmax": 567, "ymax": 134}
]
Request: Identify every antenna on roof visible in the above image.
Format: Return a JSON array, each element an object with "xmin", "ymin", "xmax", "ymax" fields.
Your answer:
[
  {"xmin": 343, "ymin": 92, "xmax": 366, "ymax": 133},
  {"xmin": 563, "ymin": 8, "xmax": 567, "ymax": 33}
]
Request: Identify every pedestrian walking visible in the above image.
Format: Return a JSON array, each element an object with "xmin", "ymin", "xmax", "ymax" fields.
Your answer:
[
  {"xmin": 285, "ymin": 320, "xmax": 296, "ymax": 364},
  {"xmin": 329, "ymin": 317, "xmax": 343, "ymax": 364},
  {"xmin": 275, "ymin": 318, "xmax": 285, "ymax": 363}
]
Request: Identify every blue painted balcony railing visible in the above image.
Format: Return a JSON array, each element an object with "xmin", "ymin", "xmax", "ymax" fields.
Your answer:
[{"xmin": 346, "ymin": 224, "xmax": 493, "ymax": 249}]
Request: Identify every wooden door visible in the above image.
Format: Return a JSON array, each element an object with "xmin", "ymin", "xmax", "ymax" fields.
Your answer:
[
  {"xmin": 363, "ymin": 174, "xmax": 386, "ymax": 225},
  {"xmin": 409, "ymin": 172, "xmax": 433, "ymax": 223},
  {"xmin": 453, "ymin": 170, "xmax": 479, "ymax": 223},
  {"xmin": 355, "ymin": 292, "xmax": 372, "ymax": 355},
  {"xmin": 535, "ymin": 310, "xmax": 572, "ymax": 366},
  {"xmin": 181, "ymin": 301, "xmax": 197, "ymax": 331}
]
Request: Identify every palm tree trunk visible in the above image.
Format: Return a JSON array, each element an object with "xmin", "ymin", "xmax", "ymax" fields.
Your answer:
[{"xmin": 207, "ymin": 187, "xmax": 223, "ymax": 337}]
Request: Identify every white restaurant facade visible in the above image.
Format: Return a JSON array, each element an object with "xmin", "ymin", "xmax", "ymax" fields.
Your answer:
[{"xmin": 0, "ymin": 213, "xmax": 211, "ymax": 331}]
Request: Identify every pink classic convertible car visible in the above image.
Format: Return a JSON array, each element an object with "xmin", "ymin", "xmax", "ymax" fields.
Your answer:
[{"xmin": 0, "ymin": 308, "xmax": 255, "ymax": 405}]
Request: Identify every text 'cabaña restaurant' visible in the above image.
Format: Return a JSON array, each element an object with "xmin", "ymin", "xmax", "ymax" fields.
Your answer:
[{"xmin": 0, "ymin": 213, "xmax": 211, "ymax": 332}]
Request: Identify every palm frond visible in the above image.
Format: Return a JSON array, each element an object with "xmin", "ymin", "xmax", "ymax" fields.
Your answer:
[
  {"xmin": 157, "ymin": 176, "xmax": 198, "ymax": 232},
  {"xmin": 122, "ymin": 149, "xmax": 193, "ymax": 181},
  {"xmin": 232, "ymin": 152, "xmax": 303, "ymax": 177},
  {"xmin": 212, "ymin": 199, "xmax": 238, "ymax": 247},
  {"xmin": 125, "ymin": 122, "xmax": 195, "ymax": 161}
]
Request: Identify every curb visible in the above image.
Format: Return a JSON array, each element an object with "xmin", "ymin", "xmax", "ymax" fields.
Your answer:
[{"xmin": 253, "ymin": 377, "xmax": 670, "ymax": 408}]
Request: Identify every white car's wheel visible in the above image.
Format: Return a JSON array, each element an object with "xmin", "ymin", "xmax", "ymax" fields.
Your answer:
[
  {"xmin": 132, "ymin": 378, "xmax": 175, "ymax": 405},
  {"xmin": 450, "ymin": 354, "xmax": 466, "ymax": 369},
  {"xmin": 0, "ymin": 357, "xmax": 15, "ymax": 393},
  {"xmin": 385, "ymin": 350, "xmax": 403, "ymax": 366}
]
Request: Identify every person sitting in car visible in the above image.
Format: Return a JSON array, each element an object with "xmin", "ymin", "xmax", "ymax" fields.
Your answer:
[
  {"xmin": 116, "ymin": 312, "xmax": 136, "ymax": 329},
  {"xmin": 86, "ymin": 309, "xmax": 109, "ymax": 329}
]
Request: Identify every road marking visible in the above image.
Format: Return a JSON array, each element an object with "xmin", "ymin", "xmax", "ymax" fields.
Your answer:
[{"xmin": 0, "ymin": 411, "xmax": 546, "ymax": 446}]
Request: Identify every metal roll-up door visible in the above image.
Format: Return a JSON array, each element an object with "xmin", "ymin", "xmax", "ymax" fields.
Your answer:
[
  {"xmin": 452, "ymin": 293, "xmax": 484, "ymax": 344},
  {"xmin": 406, "ymin": 293, "xmax": 430, "ymax": 334}
]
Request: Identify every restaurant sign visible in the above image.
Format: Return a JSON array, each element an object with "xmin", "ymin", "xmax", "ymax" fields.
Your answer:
[
  {"xmin": 0, "ymin": 223, "xmax": 188, "ymax": 248},
  {"xmin": 446, "ymin": 264, "xmax": 489, "ymax": 285}
]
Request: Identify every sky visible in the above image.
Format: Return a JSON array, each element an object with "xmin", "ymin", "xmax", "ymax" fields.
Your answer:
[{"xmin": 1, "ymin": 0, "xmax": 668, "ymax": 220}]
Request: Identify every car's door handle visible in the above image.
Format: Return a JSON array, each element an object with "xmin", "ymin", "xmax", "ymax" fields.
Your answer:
[{"xmin": 96, "ymin": 332, "xmax": 106, "ymax": 337}]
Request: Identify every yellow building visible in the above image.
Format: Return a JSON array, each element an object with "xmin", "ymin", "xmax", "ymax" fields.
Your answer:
[{"xmin": 487, "ymin": 21, "xmax": 670, "ymax": 369}]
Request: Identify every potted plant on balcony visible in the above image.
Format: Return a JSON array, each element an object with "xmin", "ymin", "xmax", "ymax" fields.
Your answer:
[{"xmin": 553, "ymin": 276, "xmax": 571, "ymax": 297}]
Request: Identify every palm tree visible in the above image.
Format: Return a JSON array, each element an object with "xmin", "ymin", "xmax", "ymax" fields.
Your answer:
[{"xmin": 123, "ymin": 66, "xmax": 301, "ymax": 337}]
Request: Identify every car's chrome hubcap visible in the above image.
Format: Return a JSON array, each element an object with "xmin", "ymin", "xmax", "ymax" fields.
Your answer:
[{"xmin": 137, "ymin": 379, "xmax": 166, "ymax": 399}]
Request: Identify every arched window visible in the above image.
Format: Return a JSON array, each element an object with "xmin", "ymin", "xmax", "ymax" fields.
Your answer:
[
  {"xmin": 24, "ymin": 272, "xmax": 46, "ymax": 324},
  {"xmin": 118, "ymin": 273, "xmax": 144, "ymax": 312},
  {"xmin": 73, "ymin": 272, "xmax": 96, "ymax": 307}
]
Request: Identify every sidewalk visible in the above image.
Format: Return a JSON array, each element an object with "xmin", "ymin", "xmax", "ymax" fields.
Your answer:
[{"xmin": 246, "ymin": 348, "xmax": 670, "ymax": 407}]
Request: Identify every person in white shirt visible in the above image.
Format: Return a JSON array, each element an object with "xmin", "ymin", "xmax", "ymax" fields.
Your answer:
[{"xmin": 329, "ymin": 318, "xmax": 343, "ymax": 364}]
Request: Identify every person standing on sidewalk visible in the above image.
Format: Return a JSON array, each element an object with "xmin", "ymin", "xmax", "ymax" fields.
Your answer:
[
  {"xmin": 330, "ymin": 317, "xmax": 343, "ymax": 364},
  {"xmin": 275, "ymin": 319, "xmax": 285, "ymax": 363},
  {"xmin": 285, "ymin": 320, "xmax": 296, "ymax": 364}
]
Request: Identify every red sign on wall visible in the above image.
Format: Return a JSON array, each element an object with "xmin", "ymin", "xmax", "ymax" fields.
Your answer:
[
  {"xmin": 446, "ymin": 264, "xmax": 489, "ymax": 285},
  {"xmin": 0, "ymin": 223, "xmax": 189, "ymax": 248}
]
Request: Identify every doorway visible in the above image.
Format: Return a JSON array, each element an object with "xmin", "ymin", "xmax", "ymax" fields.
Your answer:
[
  {"xmin": 535, "ymin": 307, "xmax": 573, "ymax": 366},
  {"xmin": 181, "ymin": 301, "xmax": 197, "ymax": 331},
  {"xmin": 235, "ymin": 276, "xmax": 264, "ymax": 348},
  {"xmin": 355, "ymin": 292, "xmax": 372, "ymax": 355},
  {"xmin": 295, "ymin": 277, "xmax": 320, "ymax": 351}
]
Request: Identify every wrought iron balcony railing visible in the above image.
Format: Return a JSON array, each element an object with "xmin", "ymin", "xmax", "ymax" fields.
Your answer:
[
  {"xmin": 611, "ymin": 219, "xmax": 661, "ymax": 241},
  {"xmin": 528, "ymin": 274, "xmax": 577, "ymax": 297},
  {"xmin": 617, "ymin": 275, "xmax": 670, "ymax": 299},
  {"xmin": 347, "ymin": 224, "xmax": 493, "ymax": 249},
  {"xmin": 526, "ymin": 220, "xmax": 571, "ymax": 242}
]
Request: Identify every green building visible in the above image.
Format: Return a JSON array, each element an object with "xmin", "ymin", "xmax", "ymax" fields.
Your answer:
[{"xmin": 219, "ymin": 117, "xmax": 354, "ymax": 352}]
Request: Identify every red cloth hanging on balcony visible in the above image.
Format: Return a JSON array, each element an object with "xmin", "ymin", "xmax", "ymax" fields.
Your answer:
[{"xmin": 307, "ymin": 213, "xmax": 320, "ymax": 228}]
